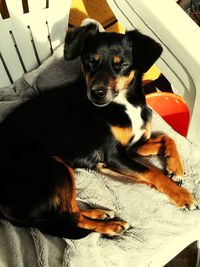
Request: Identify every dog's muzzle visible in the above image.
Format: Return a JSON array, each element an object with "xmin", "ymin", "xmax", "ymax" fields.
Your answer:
[{"xmin": 88, "ymin": 85, "xmax": 118, "ymax": 107}]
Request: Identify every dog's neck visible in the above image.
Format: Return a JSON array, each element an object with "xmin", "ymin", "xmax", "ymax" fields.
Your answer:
[{"xmin": 126, "ymin": 71, "xmax": 146, "ymax": 106}]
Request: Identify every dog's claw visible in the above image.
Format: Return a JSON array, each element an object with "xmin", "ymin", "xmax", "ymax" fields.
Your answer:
[
  {"xmin": 166, "ymin": 171, "xmax": 183, "ymax": 187},
  {"xmin": 168, "ymin": 172, "xmax": 174, "ymax": 179},
  {"xmin": 185, "ymin": 204, "xmax": 191, "ymax": 211},
  {"xmin": 183, "ymin": 202, "xmax": 199, "ymax": 211},
  {"xmin": 103, "ymin": 210, "xmax": 115, "ymax": 220},
  {"xmin": 175, "ymin": 179, "xmax": 183, "ymax": 187}
]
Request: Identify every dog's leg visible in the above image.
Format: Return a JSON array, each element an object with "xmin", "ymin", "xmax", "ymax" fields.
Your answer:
[
  {"xmin": 133, "ymin": 134, "xmax": 184, "ymax": 179},
  {"xmin": 52, "ymin": 156, "xmax": 129, "ymax": 236},
  {"xmin": 96, "ymin": 152, "xmax": 198, "ymax": 210}
]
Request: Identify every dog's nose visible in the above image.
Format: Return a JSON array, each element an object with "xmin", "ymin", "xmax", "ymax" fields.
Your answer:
[{"xmin": 91, "ymin": 86, "xmax": 107, "ymax": 99}]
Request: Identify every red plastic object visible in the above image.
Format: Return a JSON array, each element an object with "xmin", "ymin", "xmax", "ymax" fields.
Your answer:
[{"xmin": 146, "ymin": 92, "xmax": 190, "ymax": 137}]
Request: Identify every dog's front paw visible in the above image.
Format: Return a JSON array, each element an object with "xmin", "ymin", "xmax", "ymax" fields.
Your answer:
[
  {"xmin": 77, "ymin": 216, "xmax": 129, "ymax": 236},
  {"xmin": 165, "ymin": 155, "xmax": 185, "ymax": 179},
  {"xmin": 103, "ymin": 220, "xmax": 130, "ymax": 236},
  {"xmin": 169, "ymin": 185, "xmax": 199, "ymax": 210}
]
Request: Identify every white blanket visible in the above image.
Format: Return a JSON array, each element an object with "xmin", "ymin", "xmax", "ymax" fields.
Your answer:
[{"xmin": 0, "ymin": 45, "xmax": 200, "ymax": 267}]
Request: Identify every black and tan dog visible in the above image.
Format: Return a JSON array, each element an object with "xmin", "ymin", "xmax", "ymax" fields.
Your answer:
[{"xmin": 0, "ymin": 22, "xmax": 197, "ymax": 238}]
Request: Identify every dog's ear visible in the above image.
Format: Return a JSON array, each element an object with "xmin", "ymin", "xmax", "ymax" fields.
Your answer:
[
  {"xmin": 125, "ymin": 30, "xmax": 162, "ymax": 73},
  {"xmin": 64, "ymin": 23, "xmax": 99, "ymax": 60}
]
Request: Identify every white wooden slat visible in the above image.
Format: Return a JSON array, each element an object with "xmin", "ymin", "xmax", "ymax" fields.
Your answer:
[
  {"xmin": 23, "ymin": 0, "xmax": 52, "ymax": 63},
  {"xmin": 0, "ymin": 55, "xmax": 12, "ymax": 88},
  {"xmin": 0, "ymin": 16, "xmax": 24, "ymax": 87},
  {"xmin": 43, "ymin": 0, "xmax": 70, "ymax": 50},
  {"xmin": 0, "ymin": 0, "xmax": 71, "ymax": 86},
  {"xmin": 5, "ymin": 0, "xmax": 47, "ymax": 71}
]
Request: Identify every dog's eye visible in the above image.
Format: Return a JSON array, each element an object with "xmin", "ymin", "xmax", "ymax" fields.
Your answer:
[
  {"xmin": 113, "ymin": 61, "xmax": 130, "ymax": 69},
  {"xmin": 113, "ymin": 61, "xmax": 131, "ymax": 72},
  {"xmin": 87, "ymin": 54, "xmax": 100, "ymax": 70},
  {"xmin": 88, "ymin": 58, "xmax": 98, "ymax": 69},
  {"xmin": 112, "ymin": 61, "xmax": 122, "ymax": 71}
]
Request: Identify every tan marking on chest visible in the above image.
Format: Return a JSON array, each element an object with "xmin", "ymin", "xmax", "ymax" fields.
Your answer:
[{"xmin": 111, "ymin": 126, "xmax": 133, "ymax": 146}]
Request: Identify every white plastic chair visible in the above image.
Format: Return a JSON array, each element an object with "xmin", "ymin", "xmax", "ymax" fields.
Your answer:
[
  {"xmin": 1, "ymin": 1, "xmax": 200, "ymax": 266},
  {"xmin": 0, "ymin": 0, "xmax": 71, "ymax": 88},
  {"xmin": 107, "ymin": 0, "xmax": 200, "ymax": 146}
]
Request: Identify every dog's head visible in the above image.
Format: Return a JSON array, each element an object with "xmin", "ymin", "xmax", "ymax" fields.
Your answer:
[{"xmin": 64, "ymin": 23, "xmax": 162, "ymax": 107}]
